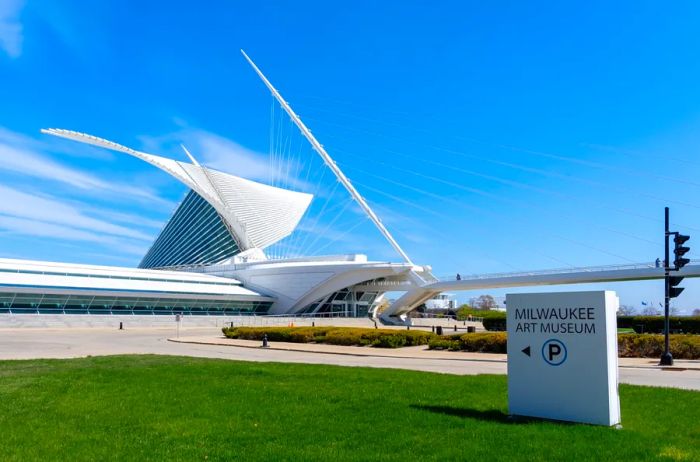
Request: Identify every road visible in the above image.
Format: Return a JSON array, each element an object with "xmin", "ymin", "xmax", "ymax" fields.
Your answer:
[{"xmin": 0, "ymin": 327, "xmax": 698, "ymax": 391}]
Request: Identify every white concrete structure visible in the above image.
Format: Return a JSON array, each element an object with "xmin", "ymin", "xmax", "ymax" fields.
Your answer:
[
  {"xmin": 42, "ymin": 128, "xmax": 313, "ymax": 254},
  {"xmin": 381, "ymin": 262, "xmax": 700, "ymax": 320},
  {"xmin": 1, "ymin": 51, "xmax": 697, "ymax": 324}
]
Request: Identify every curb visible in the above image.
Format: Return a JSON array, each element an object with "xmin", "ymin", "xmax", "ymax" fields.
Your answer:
[{"xmin": 167, "ymin": 338, "xmax": 700, "ymax": 370}]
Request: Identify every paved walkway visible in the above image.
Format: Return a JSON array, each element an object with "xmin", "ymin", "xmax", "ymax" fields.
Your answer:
[
  {"xmin": 170, "ymin": 335, "xmax": 700, "ymax": 371},
  {"xmin": 0, "ymin": 327, "xmax": 698, "ymax": 390}
]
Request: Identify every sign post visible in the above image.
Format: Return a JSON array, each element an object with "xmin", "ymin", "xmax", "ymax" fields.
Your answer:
[{"xmin": 506, "ymin": 291, "xmax": 621, "ymax": 426}]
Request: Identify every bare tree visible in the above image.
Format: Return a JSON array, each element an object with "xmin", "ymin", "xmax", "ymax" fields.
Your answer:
[
  {"xmin": 641, "ymin": 306, "xmax": 662, "ymax": 316},
  {"xmin": 618, "ymin": 305, "xmax": 636, "ymax": 316},
  {"xmin": 475, "ymin": 295, "xmax": 497, "ymax": 311}
]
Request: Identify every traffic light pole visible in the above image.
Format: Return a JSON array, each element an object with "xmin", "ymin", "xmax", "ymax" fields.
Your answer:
[{"xmin": 661, "ymin": 207, "xmax": 673, "ymax": 366}]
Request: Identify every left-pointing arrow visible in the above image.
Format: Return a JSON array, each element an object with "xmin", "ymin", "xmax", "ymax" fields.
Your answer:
[{"xmin": 522, "ymin": 346, "xmax": 531, "ymax": 357}]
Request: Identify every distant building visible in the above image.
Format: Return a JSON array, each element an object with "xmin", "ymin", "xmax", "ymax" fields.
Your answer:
[{"xmin": 424, "ymin": 293, "xmax": 457, "ymax": 312}]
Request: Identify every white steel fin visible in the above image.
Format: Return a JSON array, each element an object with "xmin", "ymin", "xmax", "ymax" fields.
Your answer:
[
  {"xmin": 240, "ymin": 49, "xmax": 415, "ymax": 266},
  {"xmin": 41, "ymin": 128, "xmax": 312, "ymax": 251},
  {"xmin": 180, "ymin": 144, "xmax": 200, "ymax": 166}
]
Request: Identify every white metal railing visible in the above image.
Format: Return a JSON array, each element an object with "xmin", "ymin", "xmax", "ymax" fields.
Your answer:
[
  {"xmin": 411, "ymin": 313, "xmax": 485, "ymax": 324},
  {"xmin": 225, "ymin": 311, "xmax": 366, "ymax": 327},
  {"xmin": 437, "ymin": 260, "xmax": 700, "ymax": 282}
]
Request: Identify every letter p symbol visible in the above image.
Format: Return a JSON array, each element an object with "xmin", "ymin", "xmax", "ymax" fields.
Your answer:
[
  {"xmin": 548, "ymin": 344, "xmax": 561, "ymax": 361},
  {"xmin": 542, "ymin": 339, "xmax": 567, "ymax": 366}
]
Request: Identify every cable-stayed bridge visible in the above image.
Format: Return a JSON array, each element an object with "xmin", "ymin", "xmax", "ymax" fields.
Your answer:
[
  {"xmin": 380, "ymin": 261, "xmax": 700, "ymax": 321},
  {"xmin": 430, "ymin": 260, "xmax": 700, "ymax": 290}
]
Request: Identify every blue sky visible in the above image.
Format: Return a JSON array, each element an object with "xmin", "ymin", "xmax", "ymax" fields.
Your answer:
[{"xmin": 1, "ymin": 1, "xmax": 699, "ymax": 311}]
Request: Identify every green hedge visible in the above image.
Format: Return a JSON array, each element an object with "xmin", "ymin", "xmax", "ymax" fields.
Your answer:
[
  {"xmin": 618, "ymin": 334, "xmax": 700, "ymax": 359},
  {"xmin": 428, "ymin": 332, "xmax": 700, "ymax": 359},
  {"xmin": 482, "ymin": 314, "xmax": 700, "ymax": 334},
  {"xmin": 221, "ymin": 326, "xmax": 434, "ymax": 348},
  {"xmin": 617, "ymin": 316, "xmax": 700, "ymax": 334},
  {"xmin": 482, "ymin": 315, "xmax": 507, "ymax": 331},
  {"xmin": 222, "ymin": 326, "xmax": 700, "ymax": 358},
  {"xmin": 429, "ymin": 332, "xmax": 507, "ymax": 353}
]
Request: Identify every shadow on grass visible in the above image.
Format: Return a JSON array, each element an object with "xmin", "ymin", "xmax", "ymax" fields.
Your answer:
[{"xmin": 411, "ymin": 404, "xmax": 566, "ymax": 425}]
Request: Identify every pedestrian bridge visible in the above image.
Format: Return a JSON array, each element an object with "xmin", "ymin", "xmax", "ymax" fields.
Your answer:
[
  {"xmin": 381, "ymin": 260, "xmax": 700, "ymax": 321},
  {"xmin": 428, "ymin": 260, "xmax": 700, "ymax": 291}
]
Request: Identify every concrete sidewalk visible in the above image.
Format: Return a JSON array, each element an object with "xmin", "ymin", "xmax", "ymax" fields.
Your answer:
[
  {"xmin": 169, "ymin": 335, "xmax": 700, "ymax": 371},
  {"xmin": 0, "ymin": 327, "xmax": 698, "ymax": 390}
]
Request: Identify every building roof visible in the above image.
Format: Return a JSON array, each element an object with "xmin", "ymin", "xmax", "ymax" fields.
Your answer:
[
  {"xmin": 0, "ymin": 258, "xmax": 269, "ymax": 299},
  {"xmin": 42, "ymin": 129, "xmax": 313, "ymax": 252}
]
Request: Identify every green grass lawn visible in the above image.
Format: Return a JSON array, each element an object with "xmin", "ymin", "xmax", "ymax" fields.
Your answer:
[{"xmin": 0, "ymin": 356, "xmax": 698, "ymax": 461}]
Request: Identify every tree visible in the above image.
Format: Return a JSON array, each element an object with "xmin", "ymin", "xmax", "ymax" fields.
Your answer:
[
  {"xmin": 641, "ymin": 306, "xmax": 661, "ymax": 316},
  {"xmin": 693, "ymin": 309, "xmax": 700, "ymax": 317},
  {"xmin": 618, "ymin": 305, "xmax": 636, "ymax": 316},
  {"xmin": 474, "ymin": 295, "xmax": 497, "ymax": 311},
  {"xmin": 455, "ymin": 304, "xmax": 474, "ymax": 321}
]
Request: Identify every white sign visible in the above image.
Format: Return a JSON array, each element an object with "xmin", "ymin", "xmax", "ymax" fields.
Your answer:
[{"xmin": 506, "ymin": 291, "xmax": 621, "ymax": 426}]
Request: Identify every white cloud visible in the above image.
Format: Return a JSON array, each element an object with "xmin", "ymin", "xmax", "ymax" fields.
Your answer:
[
  {"xmin": 140, "ymin": 127, "xmax": 311, "ymax": 191},
  {"xmin": 0, "ymin": 184, "xmax": 153, "ymax": 241},
  {"xmin": 0, "ymin": 215, "xmax": 148, "ymax": 256},
  {"xmin": 0, "ymin": 128, "xmax": 168, "ymax": 259},
  {"xmin": 0, "ymin": 0, "xmax": 24, "ymax": 58},
  {"xmin": 85, "ymin": 208, "xmax": 166, "ymax": 230},
  {"xmin": 0, "ymin": 127, "xmax": 170, "ymax": 205}
]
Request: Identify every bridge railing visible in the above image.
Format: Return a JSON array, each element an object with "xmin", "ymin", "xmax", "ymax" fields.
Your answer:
[{"xmin": 436, "ymin": 259, "xmax": 700, "ymax": 282}]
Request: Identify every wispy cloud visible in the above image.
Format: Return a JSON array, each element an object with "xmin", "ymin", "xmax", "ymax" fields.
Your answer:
[
  {"xmin": 0, "ymin": 0, "xmax": 23, "ymax": 58},
  {"xmin": 0, "ymin": 215, "xmax": 148, "ymax": 256},
  {"xmin": 140, "ymin": 126, "xmax": 311, "ymax": 191},
  {"xmin": 85, "ymin": 208, "xmax": 166, "ymax": 230},
  {"xmin": 0, "ymin": 128, "xmax": 169, "ymax": 258},
  {"xmin": 0, "ymin": 127, "xmax": 170, "ymax": 205},
  {"xmin": 0, "ymin": 184, "xmax": 153, "ymax": 241}
]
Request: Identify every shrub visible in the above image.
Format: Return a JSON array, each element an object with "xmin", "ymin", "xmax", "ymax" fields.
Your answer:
[
  {"xmin": 401, "ymin": 330, "xmax": 435, "ymax": 346},
  {"xmin": 375, "ymin": 335, "xmax": 407, "ymax": 348},
  {"xmin": 222, "ymin": 326, "xmax": 333, "ymax": 343},
  {"xmin": 618, "ymin": 334, "xmax": 700, "ymax": 359},
  {"xmin": 323, "ymin": 329, "xmax": 376, "ymax": 346},
  {"xmin": 223, "ymin": 326, "xmax": 700, "ymax": 358},
  {"xmin": 616, "ymin": 316, "xmax": 700, "ymax": 334},
  {"xmin": 480, "ymin": 314, "xmax": 700, "ymax": 334},
  {"xmin": 482, "ymin": 315, "xmax": 507, "ymax": 332},
  {"xmin": 428, "ymin": 332, "xmax": 507, "ymax": 353},
  {"xmin": 222, "ymin": 326, "xmax": 435, "ymax": 348},
  {"xmin": 428, "ymin": 338, "xmax": 461, "ymax": 351},
  {"xmin": 458, "ymin": 332, "xmax": 508, "ymax": 353}
]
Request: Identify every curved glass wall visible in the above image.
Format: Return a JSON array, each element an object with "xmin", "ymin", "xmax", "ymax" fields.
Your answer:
[
  {"xmin": 0, "ymin": 292, "xmax": 271, "ymax": 316},
  {"xmin": 140, "ymin": 190, "xmax": 241, "ymax": 269},
  {"xmin": 301, "ymin": 288, "xmax": 380, "ymax": 317}
]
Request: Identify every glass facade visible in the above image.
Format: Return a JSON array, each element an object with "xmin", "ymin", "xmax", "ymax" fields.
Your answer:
[
  {"xmin": 0, "ymin": 292, "xmax": 271, "ymax": 316},
  {"xmin": 301, "ymin": 288, "xmax": 380, "ymax": 317},
  {"xmin": 140, "ymin": 190, "xmax": 241, "ymax": 269}
]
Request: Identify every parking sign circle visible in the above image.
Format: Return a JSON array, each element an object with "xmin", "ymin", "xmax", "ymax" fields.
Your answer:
[{"xmin": 541, "ymin": 339, "xmax": 567, "ymax": 366}]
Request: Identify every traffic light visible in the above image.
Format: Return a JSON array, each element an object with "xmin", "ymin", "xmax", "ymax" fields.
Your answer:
[
  {"xmin": 674, "ymin": 233, "xmax": 691, "ymax": 269},
  {"xmin": 668, "ymin": 275, "xmax": 685, "ymax": 299}
]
